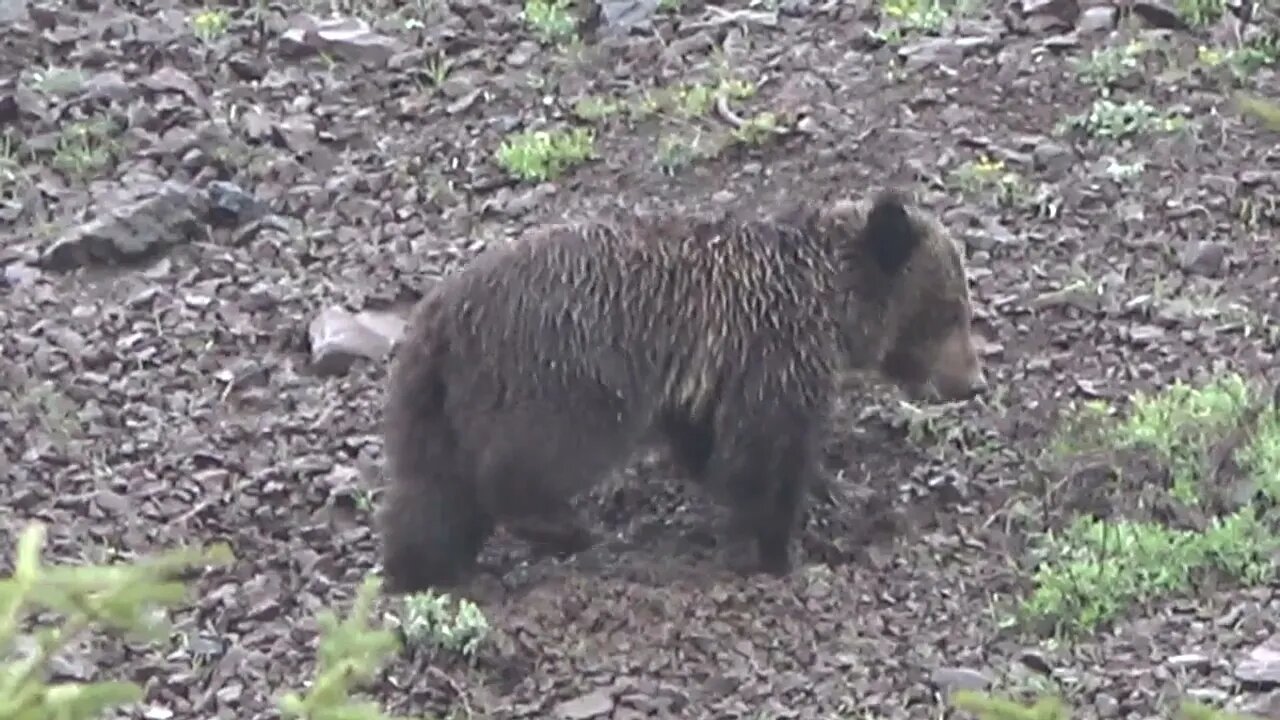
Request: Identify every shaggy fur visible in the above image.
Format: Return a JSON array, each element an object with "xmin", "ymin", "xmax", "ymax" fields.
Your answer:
[{"xmin": 377, "ymin": 190, "xmax": 985, "ymax": 594}]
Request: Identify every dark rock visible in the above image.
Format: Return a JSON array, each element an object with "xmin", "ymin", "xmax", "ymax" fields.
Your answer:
[
  {"xmin": 929, "ymin": 666, "xmax": 993, "ymax": 693},
  {"xmin": 207, "ymin": 181, "xmax": 268, "ymax": 228},
  {"xmin": 1020, "ymin": 0, "xmax": 1080, "ymax": 29},
  {"xmin": 37, "ymin": 181, "xmax": 209, "ymax": 272},
  {"xmin": 1132, "ymin": 0, "xmax": 1190, "ymax": 29},
  {"xmin": 1180, "ymin": 240, "xmax": 1228, "ymax": 277}
]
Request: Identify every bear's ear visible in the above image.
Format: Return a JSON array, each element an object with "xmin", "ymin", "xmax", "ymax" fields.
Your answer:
[{"xmin": 859, "ymin": 189, "xmax": 920, "ymax": 275}]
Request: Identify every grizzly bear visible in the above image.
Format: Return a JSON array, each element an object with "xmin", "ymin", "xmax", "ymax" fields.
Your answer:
[{"xmin": 377, "ymin": 189, "xmax": 986, "ymax": 594}]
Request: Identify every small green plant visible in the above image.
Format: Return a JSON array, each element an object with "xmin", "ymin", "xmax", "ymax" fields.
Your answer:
[
  {"xmin": 572, "ymin": 95, "xmax": 623, "ymax": 121},
  {"xmin": 729, "ymin": 111, "xmax": 782, "ymax": 145},
  {"xmin": 1075, "ymin": 40, "xmax": 1148, "ymax": 88},
  {"xmin": 717, "ymin": 78, "xmax": 756, "ymax": 101},
  {"xmin": 495, "ymin": 127, "xmax": 596, "ymax": 182},
  {"xmin": 1176, "ymin": 0, "xmax": 1225, "ymax": 27},
  {"xmin": 1109, "ymin": 374, "xmax": 1279, "ymax": 503},
  {"xmin": 394, "ymin": 591, "xmax": 489, "ymax": 657},
  {"xmin": 0, "ymin": 522, "xmax": 233, "ymax": 720},
  {"xmin": 190, "ymin": 8, "xmax": 231, "ymax": 43},
  {"xmin": 623, "ymin": 78, "xmax": 758, "ymax": 122},
  {"xmin": 0, "ymin": 132, "xmax": 26, "ymax": 198},
  {"xmin": 423, "ymin": 52, "xmax": 452, "ymax": 89},
  {"xmin": 1198, "ymin": 35, "xmax": 1280, "ymax": 83},
  {"xmin": 50, "ymin": 118, "xmax": 119, "ymax": 178},
  {"xmin": 948, "ymin": 155, "xmax": 1031, "ymax": 206},
  {"xmin": 1235, "ymin": 92, "xmax": 1280, "ymax": 131},
  {"xmin": 633, "ymin": 94, "xmax": 661, "ymax": 119},
  {"xmin": 522, "ymin": 0, "xmax": 577, "ymax": 44},
  {"xmin": 655, "ymin": 132, "xmax": 718, "ymax": 173},
  {"xmin": 878, "ymin": 0, "xmax": 950, "ymax": 39},
  {"xmin": 676, "ymin": 83, "xmax": 717, "ymax": 118},
  {"xmin": 1058, "ymin": 98, "xmax": 1187, "ymax": 140},
  {"xmin": 952, "ymin": 690, "xmax": 1071, "ymax": 720},
  {"xmin": 278, "ymin": 576, "xmax": 415, "ymax": 720}
]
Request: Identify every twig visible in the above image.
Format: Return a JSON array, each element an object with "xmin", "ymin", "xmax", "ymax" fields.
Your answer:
[{"xmin": 681, "ymin": 5, "xmax": 780, "ymax": 32}]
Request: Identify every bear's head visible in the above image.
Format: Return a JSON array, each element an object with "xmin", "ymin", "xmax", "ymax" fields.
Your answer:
[{"xmin": 832, "ymin": 190, "xmax": 988, "ymax": 403}]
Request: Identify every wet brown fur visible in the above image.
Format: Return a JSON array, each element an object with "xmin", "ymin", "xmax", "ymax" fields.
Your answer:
[{"xmin": 378, "ymin": 190, "xmax": 984, "ymax": 594}]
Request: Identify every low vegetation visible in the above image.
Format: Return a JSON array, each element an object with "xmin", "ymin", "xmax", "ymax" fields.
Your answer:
[
  {"xmin": 0, "ymin": 523, "xmax": 233, "ymax": 719},
  {"xmin": 951, "ymin": 690, "xmax": 1266, "ymax": 720},
  {"xmin": 1017, "ymin": 374, "xmax": 1280, "ymax": 636},
  {"xmin": 522, "ymin": 0, "xmax": 577, "ymax": 44},
  {"xmin": 394, "ymin": 591, "xmax": 489, "ymax": 658},
  {"xmin": 874, "ymin": 0, "xmax": 977, "ymax": 41},
  {"xmin": 0, "ymin": 522, "xmax": 489, "ymax": 720},
  {"xmin": 1074, "ymin": 39, "xmax": 1150, "ymax": 89},
  {"xmin": 495, "ymin": 126, "xmax": 596, "ymax": 182},
  {"xmin": 1058, "ymin": 97, "xmax": 1189, "ymax": 140},
  {"xmin": 190, "ymin": 8, "xmax": 231, "ymax": 43}
]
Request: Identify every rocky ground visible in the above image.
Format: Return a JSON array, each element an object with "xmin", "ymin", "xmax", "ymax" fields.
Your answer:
[{"xmin": 2, "ymin": 0, "xmax": 1280, "ymax": 718}]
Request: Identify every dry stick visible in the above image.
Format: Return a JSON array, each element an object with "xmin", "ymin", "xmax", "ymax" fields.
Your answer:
[
  {"xmin": 713, "ymin": 94, "xmax": 746, "ymax": 129},
  {"xmin": 172, "ymin": 497, "xmax": 218, "ymax": 526},
  {"xmin": 681, "ymin": 6, "xmax": 779, "ymax": 32},
  {"xmin": 713, "ymin": 94, "xmax": 792, "ymax": 137},
  {"xmin": 425, "ymin": 665, "xmax": 475, "ymax": 719}
]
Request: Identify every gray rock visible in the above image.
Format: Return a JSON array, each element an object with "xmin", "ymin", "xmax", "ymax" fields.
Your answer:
[
  {"xmin": 1078, "ymin": 5, "xmax": 1117, "ymax": 32},
  {"xmin": 929, "ymin": 666, "xmax": 993, "ymax": 693},
  {"xmin": 1127, "ymin": 324, "xmax": 1165, "ymax": 344},
  {"xmin": 207, "ymin": 181, "xmax": 267, "ymax": 228},
  {"xmin": 898, "ymin": 36, "xmax": 1001, "ymax": 70},
  {"xmin": 1184, "ymin": 688, "xmax": 1229, "ymax": 704},
  {"xmin": 776, "ymin": 0, "xmax": 812, "ymax": 16},
  {"xmin": 554, "ymin": 689, "xmax": 615, "ymax": 719},
  {"xmin": 598, "ymin": 0, "xmax": 662, "ymax": 34},
  {"xmin": 1235, "ymin": 635, "xmax": 1280, "ymax": 688},
  {"xmin": 1180, "ymin": 240, "xmax": 1228, "ymax": 277},
  {"xmin": 1239, "ymin": 170, "xmax": 1280, "ymax": 187},
  {"xmin": 1094, "ymin": 692, "xmax": 1120, "ymax": 718},
  {"xmin": 898, "ymin": 39, "xmax": 957, "ymax": 69},
  {"xmin": 0, "ymin": 0, "xmax": 29, "ymax": 24},
  {"xmin": 1032, "ymin": 139, "xmax": 1073, "ymax": 173},
  {"xmin": 83, "ymin": 70, "xmax": 131, "ymax": 102},
  {"xmin": 280, "ymin": 14, "xmax": 404, "ymax": 64},
  {"xmin": 963, "ymin": 221, "xmax": 1017, "ymax": 251},
  {"xmin": 3, "ymin": 262, "xmax": 41, "ymax": 287},
  {"xmin": 308, "ymin": 306, "xmax": 405, "ymax": 377},
  {"xmin": 1166, "ymin": 653, "xmax": 1211, "ymax": 673},
  {"xmin": 1242, "ymin": 690, "xmax": 1280, "ymax": 718},
  {"xmin": 37, "ymin": 181, "xmax": 208, "ymax": 272}
]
